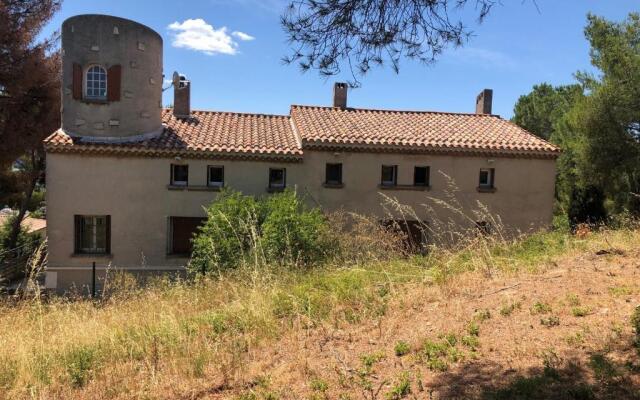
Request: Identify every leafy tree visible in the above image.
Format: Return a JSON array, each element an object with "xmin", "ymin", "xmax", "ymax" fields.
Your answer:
[
  {"xmin": 281, "ymin": 0, "xmax": 501, "ymax": 83},
  {"xmin": 512, "ymin": 83, "xmax": 582, "ymax": 140},
  {"xmin": 0, "ymin": 0, "xmax": 61, "ymax": 250},
  {"xmin": 569, "ymin": 13, "xmax": 640, "ymax": 215}
]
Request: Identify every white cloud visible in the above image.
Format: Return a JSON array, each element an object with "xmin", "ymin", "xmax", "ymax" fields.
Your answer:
[
  {"xmin": 447, "ymin": 47, "xmax": 517, "ymax": 69},
  {"xmin": 167, "ymin": 19, "xmax": 254, "ymax": 55},
  {"xmin": 232, "ymin": 31, "xmax": 255, "ymax": 41}
]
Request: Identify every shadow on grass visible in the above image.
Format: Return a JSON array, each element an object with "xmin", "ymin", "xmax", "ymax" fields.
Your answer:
[{"xmin": 430, "ymin": 352, "xmax": 640, "ymax": 400}]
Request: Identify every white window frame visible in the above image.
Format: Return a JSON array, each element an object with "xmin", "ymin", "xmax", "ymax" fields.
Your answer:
[
  {"xmin": 85, "ymin": 65, "xmax": 107, "ymax": 100},
  {"xmin": 171, "ymin": 164, "xmax": 189, "ymax": 186},
  {"xmin": 479, "ymin": 168, "xmax": 494, "ymax": 188}
]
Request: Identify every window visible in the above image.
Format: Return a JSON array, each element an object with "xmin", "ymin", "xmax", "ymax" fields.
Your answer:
[
  {"xmin": 207, "ymin": 166, "xmax": 224, "ymax": 188},
  {"xmin": 325, "ymin": 163, "xmax": 343, "ymax": 185},
  {"xmin": 168, "ymin": 217, "xmax": 205, "ymax": 255},
  {"xmin": 171, "ymin": 164, "xmax": 188, "ymax": 186},
  {"xmin": 414, "ymin": 166, "xmax": 430, "ymax": 186},
  {"xmin": 269, "ymin": 168, "xmax": 286, "ymax": 189},
  {"xmin": 85, "ymin": 65, "xmax": 107, "ymax": 99},
  {"xmin": 381, "ymin": 165, "xmax": 397, "ymax": 186},
  {"xmin": 476, "ymin": 221, "xmax": 492, "ymax": 236},
  {"xmin": 479, "ymin": 168, "xmax": 495, "ymax": 189},
  {"xmin": 74, "ymin": 215, "xmax": 110, "ymax": 254}
]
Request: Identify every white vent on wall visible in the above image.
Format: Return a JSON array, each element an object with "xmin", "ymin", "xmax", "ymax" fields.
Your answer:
[{"xmin": 45, "ymin": 272, "xmax": 57, "ymax": 289}]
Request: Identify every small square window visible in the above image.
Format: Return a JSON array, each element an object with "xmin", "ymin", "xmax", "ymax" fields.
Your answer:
[
  {"xmin": 269, "ymin": 168, "xmax": 286, "ymax": 189},
  {"xmin": 171, "ymin": 164, "xmax": 188, "ymax": 186},
  {"xmin": 325, "ymin": 163, "xmax": 342, "ymax": 185},
  {"xmin": 414, "ymin": 166, "xmax": 430, "ymax": 186},
  {"xmin": 381, "ymin": 165, "xmax": 397, "ymax": 186},
  {"xmin": 208, "ymin": 166, "xmax": 224, "ymax": 187},
  {"xmin": 479, "ymin": 168, "xmax": 495, "ymax": 188},
  {"xmin": 74, "ymin": 215, "xmax": 110, "ymax": 254}
]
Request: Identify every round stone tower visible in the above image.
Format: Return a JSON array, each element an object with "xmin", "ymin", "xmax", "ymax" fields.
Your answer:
[{"xmin": 61, "ymin": 15, "xmax": 163, "ymax": 142}]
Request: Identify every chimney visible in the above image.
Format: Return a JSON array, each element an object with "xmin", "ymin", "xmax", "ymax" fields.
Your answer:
[
  {"xmin": 333, "ymin": 82, "xmax": 348, "ymax": 108},
  {"xmin": 475, "ymin": 89, "xmax": 493, "ymax": 115},
  {"xmin": 173, "ymin": 71, "xmax": 191, "ymax": 118}
]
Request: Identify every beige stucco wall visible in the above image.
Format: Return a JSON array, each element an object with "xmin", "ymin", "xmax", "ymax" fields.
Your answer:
[{"xmin": 46, "ymin": 151, "xmax": 556, "ymax": 292}]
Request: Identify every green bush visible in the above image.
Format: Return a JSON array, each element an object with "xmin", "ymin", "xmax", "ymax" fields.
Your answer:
[{"xmin": 190, "ymin": 189, "xmax": 334, "ymax": 273}]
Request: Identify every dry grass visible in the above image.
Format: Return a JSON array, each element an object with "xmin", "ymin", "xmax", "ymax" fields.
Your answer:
[{"xmin": 0, "ymin": 227, "xmax": 639, "ymax": 399}]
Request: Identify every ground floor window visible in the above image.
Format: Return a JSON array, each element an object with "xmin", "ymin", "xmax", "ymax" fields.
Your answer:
[
  {"xmin": 383, "ymin": 219, "xmax": 427, "ymax": 252},
  {"xmin": 74, "ymin": 215, "xmax": 110, "ymax": 254},
  {"xmin": 168, "ymin": 217, "xmax": 206, "ymax": 255}
]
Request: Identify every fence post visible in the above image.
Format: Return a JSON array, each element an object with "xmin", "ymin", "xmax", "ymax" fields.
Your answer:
[{"xmin": 92, "ymin": 261, "xmax": 96, "ymax": 298}]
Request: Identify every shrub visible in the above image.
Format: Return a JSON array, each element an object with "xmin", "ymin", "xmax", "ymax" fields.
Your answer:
[
  {"xmin": 65, "ymin": 345, "xmax": 99, "ymax": 388},
  {"xmin": 190, "ymin": 189, "xmax": 334, "ymax": 273},
  {"xmin": 572, "ymin": 307, "xmax": 590, "ymax": 317},
  {"xmin": 568, "ymin": 185, "xmax": 607, "ymax": 230},
  {"xmin": 540, "ymin": 316, "xmax": 560, "ymax": 327},
  {"xmin": 394, "ymin": 341, "xmax": 411, "ymax": 357},
  {"xmin": 531, "ymin": 301, "xmax": 552, "ymax": 315}
]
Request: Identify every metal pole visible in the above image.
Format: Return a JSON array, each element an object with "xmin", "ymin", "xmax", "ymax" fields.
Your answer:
[{"xmin": 92, "ymin": 261, "xmax": 96, "ymax": 298}]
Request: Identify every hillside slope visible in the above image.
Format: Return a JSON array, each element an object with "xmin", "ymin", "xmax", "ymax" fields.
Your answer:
[{"xmin": 0, "ymin": 229, "xmax": 639, "ymax": 399}]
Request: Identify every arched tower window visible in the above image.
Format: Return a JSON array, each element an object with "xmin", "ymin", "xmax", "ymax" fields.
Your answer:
[{"xmin": 85, "ymin": 65, "xmax": 107, "ymax": 99}]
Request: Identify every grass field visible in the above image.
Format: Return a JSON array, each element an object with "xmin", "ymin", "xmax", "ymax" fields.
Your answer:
[{"xmin": 0, "ymin": 227, "xmax": 639, "ymax": 399}]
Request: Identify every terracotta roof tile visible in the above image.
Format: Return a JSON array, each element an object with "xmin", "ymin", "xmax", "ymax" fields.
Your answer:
[
  {"xmin": 44, "ymin": 109, "xmax": 303, "ymax": 159},
  {"xmin": 290, "ymin": 105, "xmax": 560, "ymax": 157},
  {"xmin": 45, "ymin": 105, "xmax": 560, "ymax": 159}
]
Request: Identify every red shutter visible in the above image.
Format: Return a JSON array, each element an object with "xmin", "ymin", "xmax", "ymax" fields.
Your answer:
[
  {"xmin": 107, "ymin": 65, "xmax": 122, "ymax": 101},
  {"xmin": 72, "ymin": 63, "xmax": 83, "ymax": 100}
]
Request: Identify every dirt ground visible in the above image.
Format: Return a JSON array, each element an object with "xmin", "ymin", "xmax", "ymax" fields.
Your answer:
[{"xmin": 189, "ymin": 245, "xmax": 640, "ymax": 399}]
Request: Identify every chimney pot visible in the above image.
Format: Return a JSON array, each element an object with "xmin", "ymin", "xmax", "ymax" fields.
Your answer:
[
  {"xmin": 333, "ymin": 82, "xmax": 348, "ymax": 108},
  {"xmin": 173, "ymin": 71, "xmax": 191, "ymax": 118},
  {"xmin": 475, "ymin": 89, "xmax": 493, "ymax": 115}
]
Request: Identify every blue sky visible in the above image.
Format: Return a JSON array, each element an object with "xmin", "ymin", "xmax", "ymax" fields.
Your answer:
[{"xmin": 41, "ymin": 0, "xmax": 638, "ymax": 118}]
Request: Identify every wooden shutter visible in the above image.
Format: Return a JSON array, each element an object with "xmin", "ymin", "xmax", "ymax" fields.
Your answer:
[
  {"xmin": 171, "ymin": 217, "xmax": 205, "ymax": 254},
  {"xmin": 107, "ymin": 65, "xmax": 122, "ymax": 101},
  {"xmin": 72, "ymin": 63, "xmax": 83, "ymax": 100},
  {"xmin": 105, "ymin": 215, "xmax": 111, "ymax": 254},
  {"xmin": 74, "ymin": 215, "xmax": 82, "ymax": 253}
]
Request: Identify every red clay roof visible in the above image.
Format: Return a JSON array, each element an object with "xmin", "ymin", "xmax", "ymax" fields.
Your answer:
[
  {"xmin": 290, "ymin": 105, "xmax": 559, "ymax": 157},
  {"xmin": 44, "ymin": 109, "xmax": 302, "ymax": 160},
  {"xmin": 45, "ymin": 106, "xmax": 560, "ymax": 159}
]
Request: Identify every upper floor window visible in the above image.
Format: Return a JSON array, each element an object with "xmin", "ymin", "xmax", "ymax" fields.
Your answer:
[
  {"xmin": 74, "ymin": 215, "xmax": 110, "ymax": 254},
  {"xmin": 381, "ymin": 165, "xmax": 397, "ymax": 186},
  {"xmin": 208, "ymin": 165, "xmax": 224, "ymax": 188},
  {"xmin": 269, "ymin": 168, "xmax": 286, "ymax": 190},
  {"xmin": 479, "ymin": 168, "xmax": 495, "ymax": 190},
  {"xmin": 171, "ymin": 164, "xmax": 189, "ymax": 186},
  {"xmin": 414, "ymin": 166, "xmax": 430, "ymax": 187},
  {"xmin": 325, "ymin": 163, "xmax": 343, "ymax": 185},
  {"xmin": 85, "ymin": 65, "xmax": 107, "ymax": 99}
]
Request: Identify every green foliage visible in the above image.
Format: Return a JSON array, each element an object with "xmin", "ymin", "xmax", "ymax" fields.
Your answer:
[
  {"xmin": 530, "ymin": 301, "xmax": 552, "ymax": 315},
  {"xmin": 65, "ymin": 345, "xmax": 99, "ymax": 388},
  {"xmin": 500, "ymin": 301, "xmax": 521, "ymax": 317},
  {"xmin": 394, "ymin": 341, "xmax": 411, "ymax": 357},
  {"xmin": 571, "ymin": 307, "xmax": 590, "ymax": 317},
  {"xmin": 386, "ymin": 372, "xmax": 411, "ymax": 399},
  {"xmin": 190, "ymin": 189, "xmax": 334, "ymax": 273},
  {"xmin": 589, "ymin": 354, "xmax": 619, "ymax": 381},
  {"xmin": 512, "ymin": 83, "xmax": 582, "ymax": 140},
  {"xmin": 568, "ymin": 185, "xmax": 607, "ymax": 228},
  {"xmin": 540, "ymin": 316, "xmax": 560, "ymax": 327}
]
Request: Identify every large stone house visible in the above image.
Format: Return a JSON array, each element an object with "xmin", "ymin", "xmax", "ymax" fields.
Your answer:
[{"xmin": 43, "ymin": 15, "xmax": 559, "ymax": 292}]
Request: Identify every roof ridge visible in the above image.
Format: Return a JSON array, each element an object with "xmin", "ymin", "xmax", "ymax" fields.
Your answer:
[
  {"xmin": 290, "ymin": 104, "xmax": 501, "ymax": 118},
  {"xmin": 162, "ymin": 108, "xmax": 290, "ymax": 119}
]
